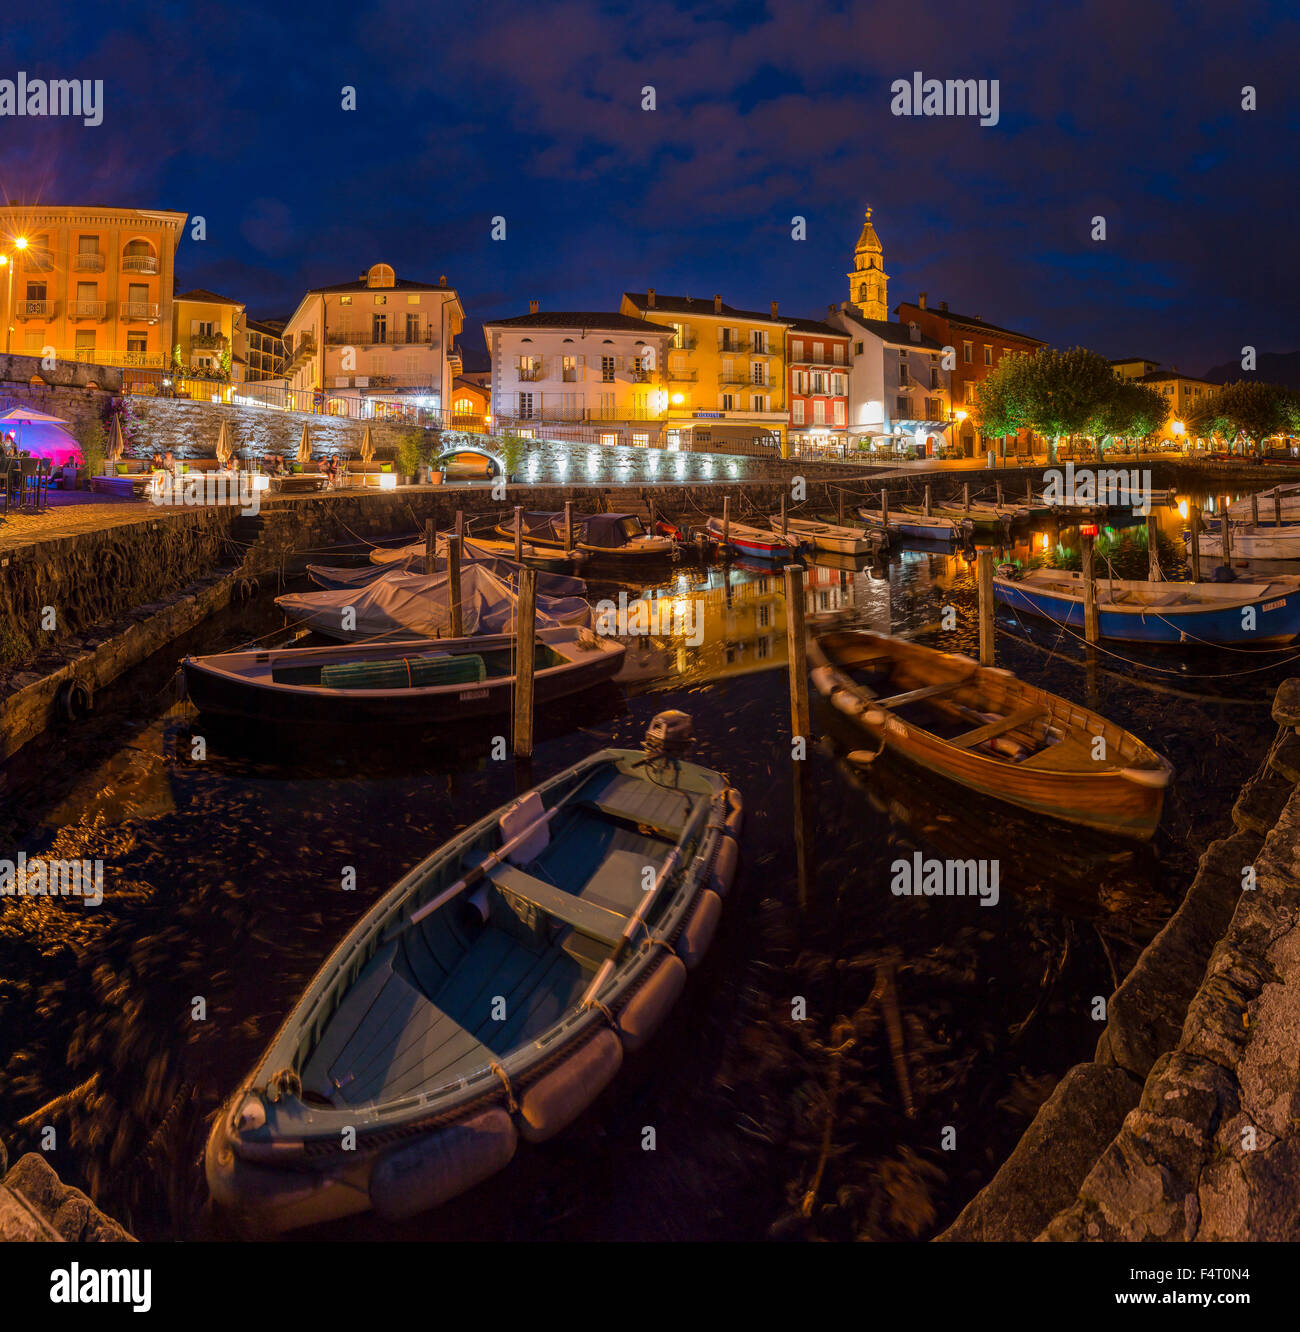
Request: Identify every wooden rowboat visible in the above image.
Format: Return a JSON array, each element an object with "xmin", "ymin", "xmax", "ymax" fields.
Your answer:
[
  {"xmin": 857, "ymin": 506, "xmax": 973, "ymax": 543},
  {"xmin": 205, "ymin": 717, "xmax": 742, "ymax": 1232},
  {"xmin": 705, "ymin": 515, "xmax": 802, "ymax": 560},
  {"xmin": 181, "ymin": 627, "xmax": 625, "ymax": 727},
  {"xmin": 809, "ymin": 630, "xmax": 1171, "ymax": 839},
  {"xmin": 783, "ymin": 517, "xmax": 888, "ymax": 556}
]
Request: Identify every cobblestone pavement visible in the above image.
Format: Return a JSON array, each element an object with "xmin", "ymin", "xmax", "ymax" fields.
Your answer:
[{"xmin": 0, "ymin": 492, "xmax": 187, "ymax": 551}]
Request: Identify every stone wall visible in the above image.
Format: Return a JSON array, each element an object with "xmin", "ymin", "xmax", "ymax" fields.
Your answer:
[{"xmin": 941, "ymin": 680, "xmax": 1300, "ymax": 1242}]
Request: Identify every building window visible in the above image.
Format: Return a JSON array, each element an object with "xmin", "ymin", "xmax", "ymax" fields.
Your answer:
[
  {"xmin": 898, "ymin": 364, "xmax": 908, "ymax": 387},
  {"xmin": 896, "ymin": 395, "xmax": 910, "ymax": 417},
  {"xmin": 751, "ymin": 363, "xmax": 765, "ymax": 386},
  {"xmin": 983, "ymin": 345, "xmax": 992, "ymax": 365},
  {"xmin": 373, "ymin": 295, "xmax": 387, "ymax": 305},
  {"xmin": 793, "ymin": 400, "xmax": 805, "ymax": 425},
  {"xmin": 670, "ymin": 322, "xmax": 689, "ymax": 348},
  {"xmin": 930, "ymin": 367, "xmax": 940, "ymax": 389},
  {"xmin": 339, "ymin": 296, "xmax": 352, "ymax": 305},
  {"xmin": 791, "ymin": 339, "xmax": 802, "ymax": 359},
  {"xmin": 562, "ymin": 355, "xmax": 577, "ymax": 382},
  {"xmin": 752, "ymin": 395, "xmax": 768, "ymax": 413},
  {"xmin": 752, "ymin": 330, "xmax": 768, "ymax": 353},
  {"xmin": 518, "ymin": 392, "xmax": 533, "ymax": 418},
  {"xmin": 632, "ymin": 433, "xmax": 649, "ymax": 447},
  {"xmin": 833, "ymin": 344, "xmax": 844, "ymax": 363},
  {"xmin": 407, "ymin": 294, "xmax": 420, "ymax": 304},
  {"xmin": 372, "ymin": 315, "xmax": 387, "ymax": 343},
  {"xmin": 813, "ymin": 400, "xmax": 826, "ymax": 425},
  {"xmin": 853, "ymin": 341, "xmax": 864, "ymax": 355},
  {"xmin": 834, "ymin": 400, "xmax": 846, "ymax": 425},
  {"xmin": 74, "ymin": 330, "xmax": 96, "ymax": 351},
  {"xmin": 601, "ymin": 355, "xmax": 615, "ymax": 382},
  {"xmin": 721, "ymin": 393, "xmax": 735, "ymax": 411},
  {"xmin": 965, "ymin": 383, "xmax": 978, "ymax": 405},
  {"xmin": 405, "ymin": 313, "xmax": 421, "ymax": 342},
  {"xmin": 599, "ymin": 432, "xmax": 617, "ymax": 446},
  {"xmin": 963, "ymin": 342, "xmax": 973, "ymax": 363}
]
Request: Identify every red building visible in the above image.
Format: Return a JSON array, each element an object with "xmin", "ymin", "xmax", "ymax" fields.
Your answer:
[
  {"xmin": 894, "ymin": 294, "xmax": 1044, "ymax": 457},
  {"xmin": 786, "ymin": 314, "xmax": 851, "ymax": 455}
]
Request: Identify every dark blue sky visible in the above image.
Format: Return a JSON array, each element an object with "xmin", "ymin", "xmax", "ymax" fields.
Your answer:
[{"xmin": 3, "ymin": 0, "xmax": 1297, "ymax": 374}]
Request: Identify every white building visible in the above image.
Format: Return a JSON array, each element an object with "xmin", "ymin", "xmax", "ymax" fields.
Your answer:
[
  {"xmin": 827, "ymin": 306, "xmax": 953, "ymax": 456},
  {"xmin": 483, "ymin": 306, "xmax": 675, "ymax": 444},
  {"xmin": 282, "ymin": 262, "xmax": 464, "ymax": 418}
]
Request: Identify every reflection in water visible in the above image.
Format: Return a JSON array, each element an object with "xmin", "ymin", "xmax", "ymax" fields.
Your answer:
[{"xmin": 0, "ymin": 484, "xmax": 1288, "ymax": 1242}]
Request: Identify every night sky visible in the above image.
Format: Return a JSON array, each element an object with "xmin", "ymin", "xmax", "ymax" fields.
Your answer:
[{"xmin": 3, "ymin": 0, "xmax": 1296, "ymax": 374}]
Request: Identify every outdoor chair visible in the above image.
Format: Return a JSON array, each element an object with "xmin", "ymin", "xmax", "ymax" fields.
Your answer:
[
  {"xmin": 17, "ymin": 457, "xmax": 41, "ymax": 511},
  {"xmin": 0, "ymin": 460, "xmax": 18, "ymax": 516}
]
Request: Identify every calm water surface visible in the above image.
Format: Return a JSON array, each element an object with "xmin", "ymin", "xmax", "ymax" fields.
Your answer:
[{"xmin": 0, "ymin": 486, "xmax": 1290, "ymax": 1241}]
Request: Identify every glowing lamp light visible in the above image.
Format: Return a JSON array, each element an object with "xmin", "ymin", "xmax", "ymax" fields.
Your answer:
[
  {"xmin": 1177, "ymin": 499, "xmax": 1189, "ymax": 519},
  {"xmin": 670, "ymin": 392, "xmax": 685, "ymax": 406},
  {"xmin": 379, "ymin": 472, "xmax": 398, "ymax": 490},
  {"xmin": 955, "ymin": 409, "xmax": 968, "ymax": 423},
  {"xmin": 1080, "ymin": 522, "xmax": 1098, "ymax": 537},
  {"xmin": 251, "ymin": 474, "xmax": 270, "ymax": 491},
  {"xmin": 13, "ymin": 236, "xmax": 27, "ymax": 251}
]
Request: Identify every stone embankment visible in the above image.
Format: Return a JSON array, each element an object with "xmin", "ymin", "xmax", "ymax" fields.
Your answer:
[
  {"xmin": 942, "ymin": 679, "xmax": 1300, "ymax": 1241},
  {"xmin": 0, "ymin": 1143, "xmax": 134, "ymax": 1242}
]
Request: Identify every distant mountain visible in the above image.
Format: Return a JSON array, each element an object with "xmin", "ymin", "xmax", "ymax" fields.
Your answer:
[{"xmin": 1201, "ymin": 349, "xmax": 1300, "ymax": 391}]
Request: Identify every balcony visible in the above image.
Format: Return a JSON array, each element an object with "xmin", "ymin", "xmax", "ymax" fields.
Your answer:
[
  {"xmin": 120, "ymin": 301, "xmax": 160, "ymax": 322},
  {"xmin": 121, "ymin": 254, "xmax": 158, "ymax": 274},
  {"xmin": 69, "ymin": 300, "xmax": 106, "ymax": 320},
  {"xmin": 22, "ymin": 250, "xmax": 54, "ymax": 272},
  {"xmin": 720, "ymin": 371, "xmax": 769, "ymax": 388},
  {"xmin": 747, "ymin": 344, "xmax": 774, "ymax": 357},
  {"xmin": 667, "ymin": 367, "xmax": 697, "ymax": 381},
  {"xmin": 74, "ymin": 252, "xmax": 105, "ymax": 272},
  {"xmin": 191, "ymin": 332, "xmax": 226, "ymax": 349},
  {"xmin": 518, "ymin": 367, "xmax": 544, "ymax": 382},
  {"xmin": 64, "ymin": 348, "xmax": 167, "ymax": 369},
  {"xmin": 325, "ymin": 327, "xmax": 435, "ymax": 348},
  {"xmin": 15, "ymin": 300, "xmax": 52, "ymax": 319},
  {"xmin": 718, "ymin": 339, "xmax": 745, "ymax": 354}
]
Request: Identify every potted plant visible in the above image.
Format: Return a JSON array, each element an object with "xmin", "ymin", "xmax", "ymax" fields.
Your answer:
[
  {"xmin": 397, "ymin": 430, "xmax": 423, "ymax": 484},
  {"xmin": 498, "ymin": 432, "xmax": 528, "ymax": 484},
  {"xmin": 79, "ymin": 416, "xmax": 106, "ymax": 485}
]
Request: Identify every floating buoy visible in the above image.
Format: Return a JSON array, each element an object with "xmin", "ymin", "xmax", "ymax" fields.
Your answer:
[
  {"xmin": 616, "ymin": 955, "xmax": 687, "ymax": 1053},
  {"xmin": 369, "ymin": 1108, "xmax": 517, "ymax": 1220},
  {"xmin": 676, "ymin": 889, "xmax": 722, "ymax": 970},
  {"xmin": 516, "ymin": 1029, "xmax": 622, "ymax": 1143},
  {"xmin": 57, "ymin": 679, "xmax": 92, "ymax": 722}
]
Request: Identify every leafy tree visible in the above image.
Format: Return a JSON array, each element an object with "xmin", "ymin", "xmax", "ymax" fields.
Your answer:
[
  {"xmin": 78, "ymin": 414, "xmax": 107, "ymax": 474},
  {"xmin": 974, "ymin": 351, "xmax": 1034, "ymax": 442},
  {"xmin": 1185, "ymin": 380, "xmax": 1296, "ymax": 454},
  {"xmin": 1087, "ymin": 379, "xmax": 1169, "ymax": 457}
]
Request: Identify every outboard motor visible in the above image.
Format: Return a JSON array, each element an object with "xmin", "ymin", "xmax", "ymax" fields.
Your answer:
[{"xmin": 643, "ymin": 709, "xmax": 694, "ymax": 761}]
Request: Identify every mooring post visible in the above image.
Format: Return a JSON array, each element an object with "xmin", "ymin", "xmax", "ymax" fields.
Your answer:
[
  {"xmin": 963, "ymin": 482, "xmax": 971, "ymax": 512},
  {"xmin": 780, "ymin": 491, "xmax": 788, "ymax": 536},
  {"xmin": 447, "ymin": 534, "xmax": 464, "ymax": 637},
  {"xmin": 1081, "ymin": 531, "xmax": 1100, "ymax": 643},
  {"xmin": 837, "ymin": 488, "xmax": 845, "ymax": 526},
  {"xmin": 996, "ymin": 480, "xmax": 1004, "ymax": 509},
  {"xmin": 513, "ymin": 505, "xmax": 523, "ymax": 562},
  {"xmin": 976, "ymin": 548, "xmax": 995, "ymax": 666},
  {"xmin": 649, "ymin": 495, "xmax": 657, "ymax": 533},
  {"xmin": 424, "ymin": 516, "xmax": 436, "ymax": 576},
  {"xmin": 1190, "ymin": 505, "xmax": 1202, "ymax": 582},
  {"xmin": 1221, "ymin": 496, "xmax": 1234, "ymax": 564},
  {"xmin": 1026, "ymin": 477, "xmax": 1033, "ymax": 504},
  {"xmin": 881, "ymin": 488, "xmax": 890, "ymax": 531},
  {"xmin": 564, "ymin": 500, "xmax": 574, "ymax": 552},
  {"xmin": 1251, "ymin": 492, "xmax": 1260, "ymax": 529},
  {"xmin": 783, "ymin": 564, "xmax": 811, "ymax": 746},
  {"xmin": 513, "ymin": 567, "xmax": 537, "ymax": 759},
  {"xmin": 1275, "ymin": 488, "xmax": 1283, "ymax": 529},
  {"xmin": 722, "ymin": 495, "xmax": 731, "ymax": 551},
  {"xmin": 455, "ymin": 508, "xmax": 465, "ymax": 541},
  {"xmin": 1147, "ymin": 513, "xmax": 1160, "ymax": 581},
  {"xmin": 923, "ymin": 484, "xmax": 932, "ymax": 518}
]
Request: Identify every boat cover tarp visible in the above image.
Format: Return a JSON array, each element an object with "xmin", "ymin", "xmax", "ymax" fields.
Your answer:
[
  {"xmin": 276, "ymin": 563, "xmax": 591, "ymax": 640},
  {"xmin": 366, "ymin": 537, "xmax": 586, "ymax": 598},
  {"xmin": 516, "ymin": 510, "xmax": 638, "ymax": 549}
]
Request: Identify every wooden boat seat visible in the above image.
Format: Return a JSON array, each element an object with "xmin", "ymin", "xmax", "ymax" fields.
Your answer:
[
  {"xmin": 1017, "ymin": 736, "xmax": 1104, "ymax": 772},
  {"xmin": 948, "ymin": 705, "xmax": 1050, "ymax": 751},
  {"xmin": 489, "ymin": 863, "xmax": 628, "ymax": 946},
  {"xmin": 578, "ymin": 768, "xmax": 696, "ymax": 838},
  {"xmin": 876, "ymin": 680, "xmax": 968, "ymax": 709}
]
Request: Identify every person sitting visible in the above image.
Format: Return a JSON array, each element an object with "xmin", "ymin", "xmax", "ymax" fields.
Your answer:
[{"xmin": 150, "ymin": 451, "xmax": 164, "ymax": 471}]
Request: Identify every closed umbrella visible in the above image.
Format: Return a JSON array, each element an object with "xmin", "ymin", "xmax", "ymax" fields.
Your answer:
[
  {"xmin": 215, "ymin": 420, "xmax": 233, "ymax": 469},
  {"xmin": 106, "ymin": 414, "xmax": 125, "ymax": 466},
  {"xmin": 297, "ymin": 423, "xmax": 311, "ymax": 466},
  {"xmin": 360, "ymin": 425, "xmax": 374, "ymax": 463}
]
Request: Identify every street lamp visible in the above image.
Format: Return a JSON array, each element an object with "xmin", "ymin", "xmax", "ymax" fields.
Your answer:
[{"xmin": 2, "ymin": 235, "xmax": 29, "ymax": 355}]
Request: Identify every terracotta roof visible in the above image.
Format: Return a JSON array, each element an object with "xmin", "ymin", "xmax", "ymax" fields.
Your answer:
[
  {"xmin": 785, "ymin": 316, "xmax": 850, "ymax": 337},
  {"xmin": 484, "ymin": 311, "xmax": 670, "ymax": 333},
  {"xmin": 175, "ymin": 287, "xmax": 244, "ymax": 307},
  {"xmin": 841, "ymin": 313, "xmax": 947, "ymax": 352},
  {"xmin": 897, "ymin": 302, "xmax": 1044, "ymax": 344},
  {"xmin": 623, "ymin": 292, "xmax": 791, "ymax": 324}
]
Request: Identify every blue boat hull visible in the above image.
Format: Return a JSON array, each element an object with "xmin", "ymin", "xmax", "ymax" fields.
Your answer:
[{"xmin": 994, "ymin": 583, "xmax": 1300, "ymax": 644}]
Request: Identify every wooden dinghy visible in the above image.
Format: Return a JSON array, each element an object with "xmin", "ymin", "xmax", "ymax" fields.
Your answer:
[
  {"xmin": 920, "ymin": 500, "xmax": 1031, "ymax": 532},
  {"xmin": 1186, "ymin": 524, "xmax": 1300, "ymax": 561},
  {"xmin": 181, "ymin": 627, "xmax": 625, "ymax": 727},
  {"xmin": 809, "ymin": 630, "xmax": 1171, "ymax": 839},
  {"xmin": 857, "ymin": 505, "xmax": 973, "ymax": 543},
  {"xmin": 705, "ymin": 515, "xmax": 802, "ymax": 560},
  {"xmin": 494, "ymin": 511, "xmax": 675, "ymax": 561},
  {"xmin": 371, "ymin": 533, "xmax": 586, "ymax": 575},
  {"xmin": 783, "ymin": 517, "xmax": 888, "ymax": 556},
  {"xmin": 205, "ymin": 712, "xmax": 743, "ymax": 1232},
  {"xmin": 994, "ymin": 567, "xmax": 1300, "ymax": 644}
]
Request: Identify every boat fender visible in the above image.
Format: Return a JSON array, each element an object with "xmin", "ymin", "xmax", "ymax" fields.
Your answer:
[
  {"xmin": 677, "ymin": 889, "xmax": 723, "ymax": 970},
  {"xmin": 723, "ymin": 788, "xmax": 744, "ymax": 839},
  {"xmin": 1119, "ymin": 766, "xmax": 1172, "ymax": 789},
  {"xmin": 709, "ymin": 835, "xmax": 739, "ymax": 898},
  {"xmin": 831, "ymin": 689, "xmax": 862, "ymax": 717},
  {"xmin": 369, "ymin": 1108, "xmax": 518, "ymax": 1221},
  {"xmin": 861, "ymin": 707, "xmax": 887, "ymax": 727},
  {"xmin": 809, "ymin": 665, "xmax": 835, "ymax": 696},
  {"xmin": 616, "ymin": 955, "xmax": 688, "ymax": 1053},
  {"xmin": 516, "ymin": 1028, "xmax": 623, "ymax": 1143},
  {"xmin": 266, "ymin": 1068, "xmax": 302, "ymax": 1103},
  {"xmin": 57, "ymin": 679, "xmax": 92, "ymax": 723}
]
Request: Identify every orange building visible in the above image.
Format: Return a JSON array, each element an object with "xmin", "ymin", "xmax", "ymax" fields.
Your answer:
[{"xmin": 0, "ymin": 205, "xmax": 187, "ymax": 372}]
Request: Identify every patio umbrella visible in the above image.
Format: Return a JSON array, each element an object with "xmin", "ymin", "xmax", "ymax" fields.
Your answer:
[
  {"xmin": 360, "ymin": 425, "xmax": 374, "ymax": 463},
  {"xmin": 106, "ymin": 415, "xmax": 125, "ymax": 465},
  {"xmin": 297, "ymin": 423, "xmax": 312, "ymax": 465},
  {"xmin": 214, "ymin": 420, "xmax": 233, "ymax": 469},
  {"xmin": 0, "ymin": 406, "xmax": 82, "ymax": 466}
]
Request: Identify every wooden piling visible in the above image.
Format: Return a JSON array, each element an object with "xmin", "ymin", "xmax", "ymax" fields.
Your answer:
[
  {"xmin": 1275, "ymin": 489, "xmax": 1283, "ymax": 529},
  {"xmin": 881, "ymin": 488, "xmax": 890, "ymax": 531},
  {"xmin": 448, "ymin": 534, "xmax": 463, "ymax": 638},
  {"xmin": 513, "ymin": 567, "xmax": 537, "ymax": 759},
  {"xmin": 563, "ymin": 500, "xmax": 574, "ymax": 552},
  {"xmin": 963, "ymin": 482, "xmax": 971, "ymax": 512},
  {"xmin": 784, "ymin": 564, "xmax": 811, "ymax": 745},
  {"xmin": 996, "ymin": 480, "xmax": 1004, "ymax": 509},
  {"xmin": 722, "ymin": 496, "xmax": 731, "ymax": 551},
  {"xmin": 923, "ymin": 484, "xmax": 932, "ymax": 518},
  {"xmin": 1147, "ymin": 513, "xmax": 1160, "ymax": 581},
  {"xmin": 1222, "ymin": 496, "xmax": 1234, "ymax": 563},
  {"xmin": 1081, "ymin": 532, "xmax": 1100, "ymax": 643},
  {"xmin": 424, "ymin": 516, "xmax": 436, "ymax": 576},
  {"xmin": 648, "ymin": 495, "xmax": 657, "ymax": 533},
  {"xmin": 513, "ymin": 505, "xmax": 523, "ymax": 561},
  {"xmin": 837, "ymin": 488, "xmax": 845, "ymax": 526},
  {"xmin": 780, "ymin": 492, "xmax": 788, "ymax": 536},
  {"xmin": 1190, "ymin": 504, "xmax": 1202, "ymax": 582},
  {"xmin": 455, "ymin": 508, "xmax": 465, "ymax": 541},
  {"xmin": 1251, "ymin": 492, "xmax": 1260, "ymax": 529},
  {"xmin": 976, "ymin": 548, "xmax": 995, "ymax": 666},
  {"xmin": 1026, "ymin": 478, "xmax": 1033, "ymax": 504}
]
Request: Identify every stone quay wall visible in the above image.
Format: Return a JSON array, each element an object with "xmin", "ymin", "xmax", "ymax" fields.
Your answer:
[{"xmin": 942, "ymin": 679, "xmax": 1300, "ymax": 1242}]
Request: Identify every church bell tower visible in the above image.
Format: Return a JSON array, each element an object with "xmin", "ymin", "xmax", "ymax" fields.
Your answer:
[{"xmin": 848, "ymin": 207, "xmax": 888, "ymax": 321}]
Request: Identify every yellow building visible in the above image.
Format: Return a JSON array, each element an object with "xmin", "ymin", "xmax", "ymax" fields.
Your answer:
[
  {"xmin": 244, "ymin": 318, "xmax": 287, "ymax": 382},
  {"xmin": 173, "ymin": 287, "xmax": 245, "ymax": 383},
  {"xmin": 1112, "ymin": 359, "xmax": 1218, "ymax": 440},
  {"xmin": 0, "ymin": 205, "xmax": 186, "ymax": 371},
  {"xmin": 847, "ymin": 207, "xmax": 889, "ymax": 321},
  {"xmin": 619, "ymin": 290, "xmax": 791, "ymax": 455}
]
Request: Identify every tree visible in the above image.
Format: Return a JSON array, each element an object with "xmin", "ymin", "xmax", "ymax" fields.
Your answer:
[
  {"xmin": 1087, "ymin": 379, "xmax": 1169, "ymax": 458},
  {"xmin": 974, "ymin": 351, "xmax": 1034, "ymax": 444},
  {"xmin": 1185, "ymin": 380, "xmax": 1295, "ymax": 454}
]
